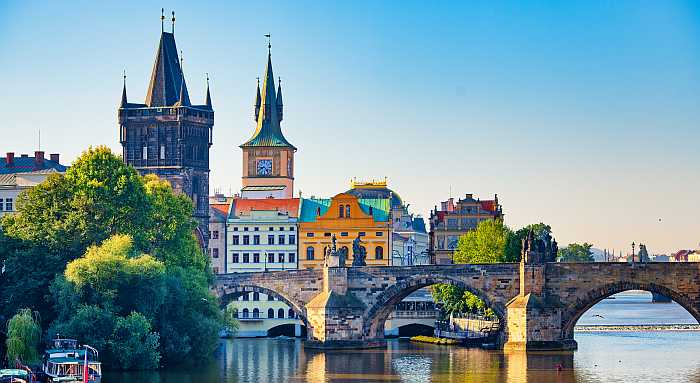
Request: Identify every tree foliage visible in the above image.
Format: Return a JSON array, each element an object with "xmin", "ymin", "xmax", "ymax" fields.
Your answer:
[
  {"xmin": 0, "ymin": 147, "xmax": 224, "ymax": 369},
  {"xmin": 453, "ymin": 219, "xmax": 519, "ymax": 264},
  {"xmin": 5, "ymin": 309, "xmax": 41, "ymax": 364},
  {"xmin": 557, "ymin": 243, "xmax": 595, "ymax": 262}
]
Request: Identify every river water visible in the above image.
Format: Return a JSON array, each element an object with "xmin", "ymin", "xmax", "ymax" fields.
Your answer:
[{"xmin": 105, "ymin": 291, "xmax": 700, "ymax": 382}]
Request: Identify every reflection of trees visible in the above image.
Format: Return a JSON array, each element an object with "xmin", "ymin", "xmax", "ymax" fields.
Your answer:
[{"xmin": 506, "ymin": 350, "xmax": 577, "ymax": 383}]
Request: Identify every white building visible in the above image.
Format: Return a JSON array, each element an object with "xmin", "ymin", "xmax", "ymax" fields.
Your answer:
[
  {"xmin": 0, "ymin": 151, "xmax": 67, "ymax": 216},
  {"xmin": 209, "ymin": 194, "xmax": 233, "ymax": 274},
  {"xmin": 226, "ymin": 198, "xmax": 303, "ymax": 337}
]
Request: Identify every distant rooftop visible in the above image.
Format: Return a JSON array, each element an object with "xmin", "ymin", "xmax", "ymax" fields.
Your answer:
[{"xmin": 0, "ymin": 151, "xmax": 67, "ymax": 175}]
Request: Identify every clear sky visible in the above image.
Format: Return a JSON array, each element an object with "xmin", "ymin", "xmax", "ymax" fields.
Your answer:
[{"xmin": 1, "ymin": 1, "xmax": 699, "ymax": 255}]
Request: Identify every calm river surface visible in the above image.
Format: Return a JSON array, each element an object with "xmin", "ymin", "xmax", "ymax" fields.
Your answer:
[{"xmin": 105, "ymin": 291, "xmax": 700, "ymax": 382}]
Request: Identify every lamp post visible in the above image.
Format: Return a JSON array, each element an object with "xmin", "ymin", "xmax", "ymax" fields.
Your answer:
[{"xmin": 631, "ymin": 242, "xmax": 636, "ymax": 265}]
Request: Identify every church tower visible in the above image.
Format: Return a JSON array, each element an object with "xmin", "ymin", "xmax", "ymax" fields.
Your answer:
[
  {"xmin": 118, "ymin": 12, "xmax": 213, "ymax": 247},
  {"xmin": 240, "ymin": 43, "xmax": 296, "ymax": 199}
]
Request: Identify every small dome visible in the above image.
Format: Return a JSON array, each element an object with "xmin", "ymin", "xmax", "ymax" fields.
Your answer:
[{"xmin": 346, "ymin": 180, "xmax": 403, "ymax": 208}]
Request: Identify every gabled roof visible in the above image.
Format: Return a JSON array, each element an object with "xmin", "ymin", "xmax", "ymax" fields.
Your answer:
[
  {"xmin": 230, "ymin": 198, "xmax": 300, "ymax": 219},
  {"xmin": 144, "ymin": 32, "xmax": 190, "ymax": 107},
  {"xmin": 299, "ymin": 197, "xmax": 390, "ymax": 223},
  {"xmin": 210, "ymin": 203, "xmax": 230, "ymax": 222},
  {"xmin": 240, "ymin": 52, "xmax": 295, "ymax": 149}
]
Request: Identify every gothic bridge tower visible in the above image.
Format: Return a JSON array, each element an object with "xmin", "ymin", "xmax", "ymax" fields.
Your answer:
[
  {"xmin": 118, "ymin": 13, "xmax": 213, "ymax": 247},
  {"xmin": 240, "ymin": 42, "xmax": 296, "ymax": 199}
]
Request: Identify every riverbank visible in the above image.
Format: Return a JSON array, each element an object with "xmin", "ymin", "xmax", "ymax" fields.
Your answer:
[
  {"xmin": 575, "ymin": 324, "xmax": 700, "ymax": 332},
  {"xmin": 410, "ymin": 336, "xmax": 458, "ymax": 345}
]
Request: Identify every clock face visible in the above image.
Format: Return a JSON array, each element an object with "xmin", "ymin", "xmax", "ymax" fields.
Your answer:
[{"xmin": 257, "ymin": 159, "xmax": 272, "ymax": 176}]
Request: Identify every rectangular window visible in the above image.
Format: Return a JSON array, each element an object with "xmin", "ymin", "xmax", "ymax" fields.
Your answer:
[
  {"xmin": 278, "ymin": 253, "xmax": 285, "ymax": 263},
  {"xmin": 253, "ymin": 235, "xmax": 260, "ymax": 245},
  {"xmin": 243, "ymin": 236, "xmax": 250, "ymax": 245},
  {"xmin": 324, "ymin": 232, "xmax": 331, "ymax": 237},
  {"xmin": 233, "ymin": 227, "xmax": 239, "ymax": 231},
  {"xmin": 142, "ymin": 146, "xmax": 148, "ymax": 160},
  {"xmin": 160, "ymin": 145, "xmax": 165, "ymax": 160},
  {"xmin": 306, "ymin": 233, "xmax": 315, "ymax": 237},
  {"xmin": 279, "ymin": 227, "xmax": 284, "ymax": 231},
  {"xmin": 212, "ymin": 248, "xmax": 219, "ymax": 258},
  {"xmin": 278, "ymin": 235, "xmax": 285, "ymax": 245},
  {"xmin": 340, "ymin": 232, "xmax": 348, "ymax": 237},
  {"xmin": 289, "ymin": 235, "xmax": 296, "ymax": 245},
  {"xmin": 289, "ymin": 227, "xmax": 295, "ymax": 231},
  {"xmin": 212, "ymin": 231, "xmax": 219, "ymax": 240},
  {"xmin": 0, "ymin": 199, "xmax": 3, "ymax": 211},
  {"xmin": 268, "ymin": 235, "xmax": 275, "ymax": 245},
  {"xmin": 269, "ymin": 227, "xmax": 274, "ymax": 231},
  {"xmin": 253, "ymin": 253, "xmax": 260, "ymax": 263},
  {"xmin": 5, "ymin": 198, "xmax": 12, "ymax": 212},
  {"xmin": 232, "ymin": 253, "xmax": 239, "ymax": 263},
  {"xmin": 232, "ymin": 235, "xmax": 239, "ymax": 245},
  {"xmin": 359, "ymin": 232, "xmax": 366, "ymax": 237},
  {"xmin": 243, "ymin": 253, "xmax": 250, "ymax": 263},
  {"xmin": 254, "ymin": 227, "xmax": 260, "ymax": 231},
  {"xmin": 268, "ymin": 253, "xmax": 274, "ymax": 263},
  {"xmin": 288, "ymin": 253, "xmax": 295, "ymax": 263},
  {"xmin": 376, "ymin": 232, "xmax": 384, "ymax": 236},
  {"xmin": 244, "ymin": 227, "xmax": 249, "ymax": 231}
]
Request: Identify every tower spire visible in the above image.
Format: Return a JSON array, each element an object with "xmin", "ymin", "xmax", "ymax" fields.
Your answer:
[
  {"xmin": 120, "ymin": 70, "xmax": 127, "ymax": 108},
  {"xmin": 205, "ymin": 73, "xmax": 212, "ymax": 109},
  {"xmin": 276, "ymin": 76, "xmax": 283, "ymax": 122},
  {"xmin": 254, "ymin": 77, "xmax": 261, "ymax": 121},
  {"xmin": 145, "ymin": 22, "xmax": 190, "ymax": 106}
]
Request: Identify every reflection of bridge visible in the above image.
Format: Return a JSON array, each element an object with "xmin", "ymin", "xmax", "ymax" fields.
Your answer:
[{"xmin": 214, "ymin": 261, "xmax": 700, "ymax": 350}]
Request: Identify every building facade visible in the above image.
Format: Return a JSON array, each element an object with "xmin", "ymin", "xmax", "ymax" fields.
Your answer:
[
  {"xmin": 209, "ymin": 194, "xmax": 232, "ymax": 274},
  {"xmin": 118, "ymin": 24, "xmax": 213, "ymax": 247},
  {"xmin": 0, "ymin": 152, "xmax": 67, "ymax": 217},
  {"xmin": 429, "ymin": 193, "xmax": 503, "ymax": 264},
  {"xmin": 298, "ymin": 193, "xmax": 391, "ymax": 269},
  {"xmin": 240, "ymin": 47, "xmax": 296, "ymax": 199},
  {"xmin": 345, "ymin": 179, "xmax": 429, "ymax": 266}
]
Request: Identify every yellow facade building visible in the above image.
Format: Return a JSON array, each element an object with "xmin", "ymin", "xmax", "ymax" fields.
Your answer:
[{"xmin": 298, "ymin": 193, "xmax": 391, "ymax": 269}]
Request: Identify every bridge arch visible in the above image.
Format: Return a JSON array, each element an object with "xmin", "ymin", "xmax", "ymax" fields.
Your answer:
[
  {"xmin": 217, "ymin": 284, "xmax": 309, "ymax": 327},
  {"xmin": 362, "ymin": 274, "xmax": 506, "ymax": 339},
  {"xmin": 561, "ymin": 280, "xmax": 700, "ymax": 338}
]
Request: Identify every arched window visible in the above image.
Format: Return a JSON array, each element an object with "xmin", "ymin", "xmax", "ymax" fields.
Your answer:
[
  {"xmin": 242, "ymin": 308, "xmax": 249, "ymax": 318},
  {"xmin": 253, "ymin": 308, "xmax": 260, "ymax": 318},
  {"xmin": 253, "ymin": 292, "xmax": 260, "ymax": 301},
  {"xmin": 278, "ymin": 308, "xmax": 285, "ymax": 318},
  {"xmin": 346, "ymin": 205, "xmax": 351, "ymax": 218},
  {"xmin": 267, "ymin": 308, "xmax": 274, "ymax": 319},
  {"xmin": 339, "ymin": 204, "xmax": 344, "ymax": 218},
  {"xmin": 288, "ymin": 308, "xmax": 295, "ymax": 318},
  {"xmin": 306, "ymin": 246, "xmax": 315, "ymax": 260},
  {"xmin": 375, "ymin": 246, "xmax": 384, "ymax": 260}
]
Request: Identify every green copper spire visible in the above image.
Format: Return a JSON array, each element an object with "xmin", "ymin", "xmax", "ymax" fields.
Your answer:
[{"xmin": 240, "ymin": 46, "xmax": 295, "ymax": 149}]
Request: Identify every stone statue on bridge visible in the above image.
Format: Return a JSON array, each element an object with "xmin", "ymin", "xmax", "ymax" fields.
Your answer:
[
  {"xmin": 352, "ymin": 235, "xmax": 367, "ymax": 267},
  {"xmin": 522, "ymin": 229, "xmax": 558, "ymax": 264},
  {"xmin": 324, "ymin": 234, "xmax": 347, "ymax": 267}
]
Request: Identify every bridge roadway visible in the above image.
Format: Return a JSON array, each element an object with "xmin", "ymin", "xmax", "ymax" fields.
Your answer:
[{"xmin": 213, "ymin": 262, "xmax": 700, "ymax": 350}]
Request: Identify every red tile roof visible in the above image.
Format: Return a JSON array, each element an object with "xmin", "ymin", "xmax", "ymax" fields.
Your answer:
[
  {"xmin": 480, "ymin": 200, "xmax": 498, "ymax": 212},
  {"xmin": 233, "ymin": 198, "xmax": 300, "ymax": 218},
  {"xmin": 210, "ymin": 203, "xmax": 230, "ymax": 216}
]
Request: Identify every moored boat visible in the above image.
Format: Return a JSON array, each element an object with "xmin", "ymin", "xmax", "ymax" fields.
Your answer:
[{"xmin": 42, "ymin": 338, "xmax": 101, "ymax": 383}]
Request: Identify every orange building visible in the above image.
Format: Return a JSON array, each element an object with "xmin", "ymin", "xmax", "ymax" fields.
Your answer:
[{"xmin": 298, "ymin": 193, "xmax": 391, "ymax": 269}]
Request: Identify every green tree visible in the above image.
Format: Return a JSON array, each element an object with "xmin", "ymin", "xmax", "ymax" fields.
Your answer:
[
  {"xmin": 110, "ymin": 312, "xmax": 161, "ymax": 370},
  {"xmin": 557, "ymin": 243, "xmax": 595, "ymax": 262},
  {"xmin": 5, "ymin": 309, "xmax": 41, "ymax": 364},
  {"xmin": 453, "ymin": 219, "xmax": 519, "ymax": 263}
]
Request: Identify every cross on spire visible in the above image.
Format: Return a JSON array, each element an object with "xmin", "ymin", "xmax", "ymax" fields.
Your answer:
[{"xmin": 171, "ymin": 11, "xmax": 176, "ymax": 34}]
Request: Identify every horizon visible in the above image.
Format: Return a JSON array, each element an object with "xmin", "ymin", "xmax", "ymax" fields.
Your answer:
[{"xmin": 1, "ymin": 1, "xmax": 698, "ymax": 254}]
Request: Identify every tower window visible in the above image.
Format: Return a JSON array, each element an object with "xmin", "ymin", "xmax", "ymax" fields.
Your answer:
[
  {"xmin": 142, "ymin": 146, "xmax": 148, "ymax": 160},
  {"xmin": 160, "ymin": 145, "xmax": 165, "ymax": 160}
]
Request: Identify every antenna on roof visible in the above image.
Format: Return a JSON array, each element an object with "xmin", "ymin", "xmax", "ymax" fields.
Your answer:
[
  {"xmin": 161, "ymin": 8, "xmax": 165, "ymax": 33},
  {"xmin": 171, "ymin": 11, "xmax": 175, "ymax": 34}
]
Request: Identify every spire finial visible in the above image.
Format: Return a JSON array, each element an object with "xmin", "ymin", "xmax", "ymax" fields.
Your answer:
[
  {"xmin": 171, "ymin": 11, "xmax": 175, "ymax": 34},
  {"xmin": 205, "ymin": 72, "xmax": 212, "ymax": 108},
  {"xmin": 123, "ymin": 69, "xmax": 127, "ymax": 85},
  {"xmin": 206, "ymin": 72, "xmax": 210, "ymax": 85},
  {"xmin": 120, "ymin": 69, "xmax": 128, "ymax": 108},
  {"xmin": 256, "ymin": 76, "xmax": 260, "ymax": 86},
  {"xmin": 265, "ymin": 34, "xmax": 271, "ymax": 55},
  {"xmin": 161, "ymin": 8, "xmax": 165, "ymax": 33}
]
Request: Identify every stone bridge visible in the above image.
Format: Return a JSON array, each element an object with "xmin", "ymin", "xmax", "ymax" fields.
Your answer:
[{"xmin": 213, "ymin": 262, "xmax": 700, "ymax": 350}]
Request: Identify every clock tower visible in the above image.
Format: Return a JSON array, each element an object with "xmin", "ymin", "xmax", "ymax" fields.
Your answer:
[{"xmin": 240, "ymin": 45, "xmax": 296, "ymax": 199}]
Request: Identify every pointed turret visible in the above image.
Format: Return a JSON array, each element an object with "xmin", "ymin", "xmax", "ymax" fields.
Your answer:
[
  {"xmin": 120, "ymin": 76, "xmax": 128, "ymax": 108},
  {"xmin": 241, "ymin": 49, "xmax": 295, "ymax": 149},
  {"xmin": 276, "ymin": 77, "xmax": 283, "ymax": 122},
  {"xmin": 145, "ymin": 32, "xmax": 190, "ymax": 107},
  {"xmin": 205, "ymin": 77, "xmax": 212, "ymax": 110},
  {"xmin": 254, "ymin": 78, "xmax": 261, "ymax": 121}
]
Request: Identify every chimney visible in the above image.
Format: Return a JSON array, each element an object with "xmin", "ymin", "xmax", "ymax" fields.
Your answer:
[
  {"xmin": 34, "ymin": 151, "xmax": 45, "ymax": 168},
  {"xmin": 5, "ymin": 152, "xmax": 14, "ymax": 167},
  {"xmin": 50, "ymin": 153, "xmax": 60, "ymax": 163}
]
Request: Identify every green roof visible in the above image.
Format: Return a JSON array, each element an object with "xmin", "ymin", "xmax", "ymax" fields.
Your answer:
[{"xmin": 299, "ymin": 198, "xmax": 390, "ymax": 222}]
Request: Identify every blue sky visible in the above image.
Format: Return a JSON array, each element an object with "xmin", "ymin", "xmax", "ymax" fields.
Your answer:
[{"xmin": 1, "ymin": 1, "xmax": 699, "ymax": 254}]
